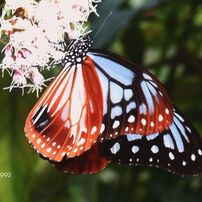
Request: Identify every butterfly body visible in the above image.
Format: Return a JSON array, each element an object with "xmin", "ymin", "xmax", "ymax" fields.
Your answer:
[{"xmin": 25, "ymin": 34, "xmax": 202, "ymax": 176}]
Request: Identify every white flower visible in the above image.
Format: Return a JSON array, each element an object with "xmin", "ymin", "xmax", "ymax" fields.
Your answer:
[
  {"xmin": 0, "ymin": 0, "xmax": 101, "ymax": 94},
  {"xmin": 12, "ymin": 70, "xmax": 27, "ymax": 87},
  {"xmin": 5, "ymin": 0, "xmax": 37, "ymax": 11}
]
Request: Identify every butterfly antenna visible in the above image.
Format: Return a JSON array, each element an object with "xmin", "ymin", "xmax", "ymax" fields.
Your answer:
[
  {"xmin": 63, "ymin": 33, "xmax": 75, "ymax": 49},
  {"xmin": 93, "ymin": 11, "xmax": 113, "ymax": 39}
]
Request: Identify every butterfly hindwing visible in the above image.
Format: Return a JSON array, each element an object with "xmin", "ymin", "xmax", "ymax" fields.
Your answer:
[
  {"xmin": 87, "ymin": 50, "xmax": 173, "ymax": 141},
  {"xmin": 100, "ymin": 107, "xmax": 202, "ymax": 176},
  {"xmin": 25, "ymin": 59, "xmax": 103, "ymax": 161},
  {"xmin": 50, "ymin": 143, "xmax": 109, "ymax": 174}
]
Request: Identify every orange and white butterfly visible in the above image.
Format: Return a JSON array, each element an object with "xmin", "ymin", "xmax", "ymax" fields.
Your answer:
[{"xmin": 25, "ymin": 34, "xmax": 202, "ymax": 176}]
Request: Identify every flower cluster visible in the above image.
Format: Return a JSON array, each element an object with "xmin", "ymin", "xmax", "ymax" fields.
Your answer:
[{"xmin": 0, "ymin": 0, "xmax": 101, "ymax": 95}]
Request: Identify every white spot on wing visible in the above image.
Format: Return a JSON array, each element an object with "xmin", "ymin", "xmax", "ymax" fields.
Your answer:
[
  {"xmin": 80, "ymin": 108, "xmax": 87, "ymax": 134},
  {"xmin": 128, "ymin": 115, "xmax": 135, "ymax": 123},
  {"xmin": 173, "ymin": 116, "xmax": 189, "ymax": 143},
  {"xmin": 165, "ymin": 108, "xmax": 169, "ymax": 115},
  {"xmin": 147, "ymin": 82, "xmax": 157, "ymax": 96},
  {"xmin": 110, "ymin": 82, "xmax": 123, "ymax": 104},
  {"xmin": 170, "ymin": 120, "xmax": 184, "ymax": 153},
  {"xmin": 150, "ymin": 81, "xmax": 158, "ymax": 88},
  {"xmin": 146, "ymin": 133, "xmax": 159, "ymax": 140},
  {"xmin": 169, "ymin": 152, "xmax": 175, "ymax": 160},
  {"xmin": 112, "ymin": 120, "xmax": 120, "ymax": 129},
  {"xmin": 127, "ymin": 134, "xmax": 142, "ymax": 141},
  {"xmin": 89, "ymin": 100, "xmax": 94, "ymax": 113},
  {"xmin": 139, "ymin": 103, "xmax": 147, "ymax": 115},
  {"xmin": 124, "ymin": 89, "xmax": 133, "ymax": 101},
  {"xmin": 186, "ymin": 126, "xmax": 191, "ymax": 133},
  {"xmin": 70, "ymin": 66, "xmax": 85, "ymax": 125},
  {"xmin": 132, "ymin": 145, "xmax": 139, "ymax": 154},
  {"xmin": 191, "ymin": 154, "xmax": 196, "ymax": 161},
  {"xmin": 91, "ymin": 126, "xmax": 97, "ymax": 134},
  {"xmin": 47, "ymin": 147, "xmax": 52, "ymax": 153},
  {"xmin": 110, "ymin": 142, "xmax": 120, "ymax": 154},
  {"xmin": 150, "ymin": 121, "xmax": 154, "ymax": 127},
  {"xmin": 163, "ymin": 134, "xmax": 175, "ymax": 149},
  {"xmin": 89, "ymin": 53, "xmax": 134, "ymax": 85},
  {"xmin": 61, "ymin": 102, "xmax": 70, "ymax": 121},
  {"xmin": 182, "ymin": 161, "xmax": 186, "ymax": 166},
  {"xmin": 126, "ymin": 102, "xmax": 136, "ymax": 113},
  {"xmin": 158, "ymin": 114, "xmax": 163, "ymax": 122},
  {"xmin": 174, "ymin": 112, "xmax": 185, "ymax": 122},
  {"xmin": 111, "ymin": 106, "xmax": 122, "ymax": 119},
  {"xmin": 143, "ymin": 73, "xmax": 152, "ymax": 80},
  {"xmin": 37, "ymin": 138, "xmax": 41, "ymax": 144},
  {"xmin": 77, "ymin": 138, "xmax": 86, "ymax": 146},
  {"xmin": 141, "ymin": 118, "xmax": 147, "ymax": 126},
  {"xmin": 198, "ymin": 149, "xmax": 202, "ymax": 156},
  {"xmin": 95, "ymin": 69, "xmax": 108, "ymax": 115},
  {"xmin": 141, "ymin": 81, "xmax": 154, "ymax": 113},
  {"xmin": 151, "ymin": 145, "xmax": 159, "ymax": 153},
  {"xmin": 100, "ymin": 124, "xmax": 105, "ymax": 133}
]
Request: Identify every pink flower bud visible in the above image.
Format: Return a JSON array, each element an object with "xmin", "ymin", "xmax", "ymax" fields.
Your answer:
[
  {"xmin": 28, "ymin": 67, "xmax": 44, "ymax": 86},
  {"xmin": 4, "ymin": 45, "xmax": 14, "ymax": 57},
  {"xmin": 12, "ymin": 70, "xmax": 27, "ymax": 86}
]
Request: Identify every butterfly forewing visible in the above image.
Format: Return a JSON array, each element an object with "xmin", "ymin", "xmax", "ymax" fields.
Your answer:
[
  {"xmin": 87, "ymin": 50, "xmax": 173, "ymax": 141},
  {"xmin": 100, "ymin": 107, "xmax": 202, "ymax": 176},
  {"xmin": 25, "ymin": 60, "xmax": 103, "ymax": 161}
]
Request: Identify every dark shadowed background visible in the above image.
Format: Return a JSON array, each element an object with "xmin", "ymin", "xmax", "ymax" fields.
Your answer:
[{"xmin": 0, "ymin": 0, "xmax": 202, "ymax": 202}]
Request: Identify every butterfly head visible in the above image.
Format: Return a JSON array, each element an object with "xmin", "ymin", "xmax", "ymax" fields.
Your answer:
[{"xmin": 62, "ymin": 33, "xmax": 93, "ymax": 67}]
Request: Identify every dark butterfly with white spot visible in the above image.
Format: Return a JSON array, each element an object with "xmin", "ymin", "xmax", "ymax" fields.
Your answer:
[{"xmin": 25, "ymin": 34, "xmax": 202, "ymax": 176}]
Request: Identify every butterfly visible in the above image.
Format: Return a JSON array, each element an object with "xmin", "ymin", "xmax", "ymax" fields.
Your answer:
[{"xmin": 25, "ymin": 34, "xmax": 202, "ymax": 176}]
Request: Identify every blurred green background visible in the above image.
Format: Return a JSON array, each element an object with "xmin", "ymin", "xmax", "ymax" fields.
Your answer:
[{"xmin": 0, "ymin": 0, "xmax": 202, "ymax": 202}]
